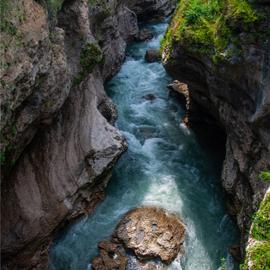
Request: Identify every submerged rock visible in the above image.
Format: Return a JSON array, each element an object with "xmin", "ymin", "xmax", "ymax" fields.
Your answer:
[
  {"xmin": 137, "ymin": 29, "xmax": 154, "ymax": 41},
  {"xmin": 145, "ymin": 49, "xmax": 161, "ymax": 63},
  {"xmin": 142, "ymin": 93, "xmax": 157, "ymax": 101},
  {"xmin": 92, "ymin": 241, "xmax": 127, "ymax": 270},
  {"xmin": 229, "ymin": 245, "xmax": 241, "ymax": 262},
  {"xmin": 92, "ymin": 207, "xmax": 185, "ymax": 270}
]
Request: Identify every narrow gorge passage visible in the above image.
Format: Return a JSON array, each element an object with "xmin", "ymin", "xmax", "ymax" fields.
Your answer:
[{"xmin": 49, "ymin": 21, "xmax": 240, "ymax": 270}]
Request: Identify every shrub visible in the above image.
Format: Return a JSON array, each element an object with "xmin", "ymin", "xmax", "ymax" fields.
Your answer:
[
  {"xmin": 80, "ymin": 43, "xmax": 103, "ymax": 73},
  {"xmin": 73, "ymin": 42, "xmax": 103, "ymax": 85}
]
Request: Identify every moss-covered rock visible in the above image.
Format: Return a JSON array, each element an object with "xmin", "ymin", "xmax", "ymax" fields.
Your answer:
[
  {"xmin": 251, "ymin": 192, "xmax": 270, "ymax": 241},
  {"xmin": 47, "ymin": 0, "xmax": 64, "ymax": 18},
  {"xmin": 80, "ymin": 42, "xmax": 103, "ymax": 73},
  {"xmin": 241, "ymin": 189, "xmax": 270, "ymax": 270},
  {"xmin": 73, "ymin": 42, "xmax": 103, "ymax": 85},
  {"xmin": 241, "ymin": 241, "xmax": 270, "ymax": 270},
  {"xmin": 260, "ymin": 171, "xmax": 270, "ymax": 184},
  {"xmin": 161, "ymin": 0, "xmax": 269, "ymax": 62}
]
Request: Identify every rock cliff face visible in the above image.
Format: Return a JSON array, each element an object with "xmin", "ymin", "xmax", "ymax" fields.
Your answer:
[
  {"xmin": 0, "ymin": 0, "xmax": 175, "ymax": 269},
  {"xmin": 162, "ymin": 0, "xmax": 270, "ymax": 253}
]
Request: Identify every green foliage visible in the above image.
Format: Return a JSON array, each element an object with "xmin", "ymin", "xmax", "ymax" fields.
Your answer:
[
  {"xmin": 73, "ymin": 43, "xmax": 103, "ymax": 86},
  {"xmin": 0, "ymin": 20, "xmax": 17, "ymax": 36},
  {"xmin": 0, "ymin": 143, "xmax": 13, "ymax": 166},
  {"xmin": 80, "ymin": 43, "xmax": 103, "ymax": 73},
  {"xmin": 227, "ymin": 0, "xmax": 258, "ymax": 24},
  {"xmin": 72, "ymin": 73, "xmax": 85, "ymax": 86},
  {"xmin": 0, "ymin": 150, "xmax": 7, "ymax": 166},
  {"xmin": 260, "ymin": 171, "xmax": 270, "ymax": 183},
  {"xmin": 0, "ymin": 0, "xmax": 15, "ymax": 35},
  {"xmin": 240, "ymin": 242, "xmax": 270, "ymax": 270},
  {"xmin": 220, "ymin": 257, "xmax": 227, "ymax": 270},
  {"xmin": 240, "ymin": 190, "xmax": 270, "ymax": 270},
  {"xmin": 48, "ymin": 0, "xmax": 64, "ymax": 17},
  {"xmin": 252, "ymin": 193, "xmax": 270, "ymax": 241},
  {"xmin": 161, "ymin": 0, "xmax": 266, "ymax": 62},
  {"xmin": 0, "ymin": 0, "xmax": 25, "ymax": 53}
]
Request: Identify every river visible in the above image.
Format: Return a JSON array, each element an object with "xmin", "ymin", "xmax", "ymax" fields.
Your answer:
[{"xmin": 49, "ymin": 20, "xmax": 239, "ymax": 270}]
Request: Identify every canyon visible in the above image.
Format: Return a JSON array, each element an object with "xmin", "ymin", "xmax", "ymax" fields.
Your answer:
[{"xmin": 1, "ymin": 0, "xmax": 269, "ymax": 269}]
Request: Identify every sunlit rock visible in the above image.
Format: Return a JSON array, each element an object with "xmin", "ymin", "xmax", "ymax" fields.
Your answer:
[{"xmin": 92, "ymin": 207, "xmax": 185, "ymax": 269}]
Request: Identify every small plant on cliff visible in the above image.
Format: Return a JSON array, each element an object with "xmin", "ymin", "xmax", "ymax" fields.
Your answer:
[
  {"xmin": 220, "ymin": 257, "xmax": 228, "ymax": 270},
  {"xmin": 73, "ymin": 42, "xmax": 103, "ymax": 85},
  {"xmin": 48, "ymin": 0, "xmax": 64, "ymax": 18},
  {"xmin": 80, "ymin": 43, "xmax": 103, "ymax": 73},
  {"xmin": 259, "ymin": 171, "xmax": 270, "ymax": 183}
]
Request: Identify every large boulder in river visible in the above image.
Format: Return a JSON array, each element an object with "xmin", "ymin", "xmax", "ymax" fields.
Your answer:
[
  {"xmin": 92, "ymin": 207, "xmax": 185, "ymax": 269},
  {"xmin": 115, "ymin": 207, "xmax": 185, "ymax": 263}
]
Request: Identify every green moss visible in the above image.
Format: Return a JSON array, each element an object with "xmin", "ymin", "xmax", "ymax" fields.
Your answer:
[
  {"xmin": 161, "ymin": 0, "xmax": 268, "ymax": 63},
  {"xmin": 0, "ymin": 143, "xmax": 13, "ymax": 166},
  {"xmin": 260, "ymin": 171, "xmax": 270, "ymax": 183},
  {"xmin": 72, "ymin": 73, "xmax": 85, "ymax": 86},
  {"xmin": 220, "ymin": 257, "xmax": 228, "ymax": 270},
  {"xmin": 0, "ymin": 0, "xmax": 25, "ymax": 56},
  {"xmin": 72, "ymin": 42, "xmax": 103, "ymax": 86},
  {"xmin": 240, "ymin": 189, "xmax": 270, "ymax": 270},
  {"xmin": 241, "ymin": 242, "xmax": 270, "ymax": 270},
  {"xmin": 0, "ymin": 20, "xmax": 17, "ymax": 36},
  {"xmin": 80, "ymin": 43, "xmax": 103, "ymax": 73},
  {"xmin": 48, "ymin": 0, "xmax": 64, "ymax": 18},
  {"xmin": 252, "ymin": 193, "xmax": 270, "ymax": 241}
]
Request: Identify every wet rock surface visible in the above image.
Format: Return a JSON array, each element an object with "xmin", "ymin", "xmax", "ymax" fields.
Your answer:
[
  {"xmin": 142, "ymin": 93, "xmax": 157, "ymax": 101},
  {"xmin": 145, "ymin": 49, "xmax": 161, "ymax": 63},
  {"xmin": 92, "ymin": 207, "xmax": 185, "ymax": 270},
  {"xmin": 137, "ymin": 29, "xmax": 154, "ymax": 41},
  {"xmin": 92, "ymin": 241, "xmax": 127, "ymax": 270},
  {"xmin": 128, "ymin": 0, "xmax": 176, "ymax": 22},
  {"xmin": 167, "ymin": 80, "xmax": 189, "ymax": 106}
]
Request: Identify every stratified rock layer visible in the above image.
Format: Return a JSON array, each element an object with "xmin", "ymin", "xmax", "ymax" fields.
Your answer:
[{"xmin": 92, "ymin": 207, "xmax": 185, "ymax": 270}]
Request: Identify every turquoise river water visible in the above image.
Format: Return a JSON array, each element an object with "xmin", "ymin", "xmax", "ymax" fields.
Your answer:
[{"xmin": 49, "ymin": 21, "xmax": 240, "ymax": 270}]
